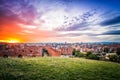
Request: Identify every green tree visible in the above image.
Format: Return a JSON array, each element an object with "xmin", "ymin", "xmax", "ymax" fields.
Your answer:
[
  {"xmin": 116, "ymin": 48, "xmax": 120, "ymax": 56},
  {"xmin": 72, "ymin": 49, "xmax": 85, "ymax": 57},
  {"xmin": 104, "ymin": 48, "xmax": 109, "ymax": 53},
  {"xmin": 72, "ymin": 49, "xmax": 76, "ymax": 56},
  {"xmin": 88, "ymin": 54, "xmax": 99, "ymax": 60},
  {"xmin": 86, "ymin": 51, "xmax": 92, "ymax": 57}
]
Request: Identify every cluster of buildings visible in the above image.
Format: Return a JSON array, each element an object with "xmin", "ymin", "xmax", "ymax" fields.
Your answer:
[
  {"xmin": 0, "ymin": 42, "xmax": 120, "ymax": 58},
  {"xmin": 46, "ymin": 42, "xmax": 120, "ymax": 54},
  {"xmin": 0, "ymin": 43, "xmax": 73, "ymax": 57},
  {"xmin": 0, "ymin": 43, "xmax": 43, "ymax": 57}
]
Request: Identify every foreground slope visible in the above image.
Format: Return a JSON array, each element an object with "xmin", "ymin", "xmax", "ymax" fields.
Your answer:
[{"xmin": 0, "ymin": 57, "xmax": 120, "ymax": 80}]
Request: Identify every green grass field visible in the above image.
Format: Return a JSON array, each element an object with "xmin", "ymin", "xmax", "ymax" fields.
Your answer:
[{"xmin": 0, "ymin": 57, "xmax": 120, "ymax": 80}]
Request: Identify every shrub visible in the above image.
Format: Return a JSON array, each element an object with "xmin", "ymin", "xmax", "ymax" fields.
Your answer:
[
  {"xmin": 74, "ymin": 51, "xmax": 80, "ymax": 57},
  {"xmin": 75, "ymin": 51, "xmax": 84, "ymax": 57},
  {"xmin": 116, "ymin": 48, "xmax": 120, "ymax": 56},
  {"xmin": 99, "ymin": 56, "xmax": 106, "ymax": 61},
  {"xmin": 86, "ymin": 51, "xmax": 92, "ymax": 57},
  {"xmin": 74, "ymin": 50, "xmax": 85, "ymax": 57},
  {"xmin": 79, "ymin": 52, "xmax": 85, "ymax": 57},
  {"xmin": 87, "ymin": 54, "xmax": 99, "ymax": 60},
  {"xmin": 104, "ymin": 48, "xmax": 109, "ymax": 53},
  {"xmin": 108, "ymin": 54, "xmax": 118, "ymax": 62}
]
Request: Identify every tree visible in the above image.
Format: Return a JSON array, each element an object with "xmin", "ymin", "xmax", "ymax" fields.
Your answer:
[
  {"xmin": 72, "ymin": 49, "xmax": 76, "ymax": 56},
  {"xmin": 104, "ymin": 48, "xmax": 109, "ymax": 53},
  {"xmin": 116, "ymin": 48, "xmax": 120, "ymax": 55},
  {"xmin": 72, "ymin": 49, "xmax": 84, "ymax": 57},
  {"xmin": 87, "ymin": 54, "xmax": 99, "ymax": 60},
  {"xmin": 86, "ymin": 51, "xmax": 92, "ymax": 57}
]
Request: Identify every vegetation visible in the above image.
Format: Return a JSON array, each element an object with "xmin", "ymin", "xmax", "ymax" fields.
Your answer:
[
  {"xmin": 104, "ymin": 48, "xmax": 109, "ymax": 53},
  {"xmin": 87, "ymin": 54, "xmax": 99, "ymax": 60},
  {"xmin": 85, "ymin": 51, "xmax": 99, "ymax": 60},
  {"xmin": 42, "ymin": 49, "xmax": 49, "ymax": 56},
  {"xmin": 0, "ymin": 57, "xmax": 120, "ymax": 80},
  {"xmin": 72, "ymin": 50, "xmax": 85, "ymax": 57},
  {"xmin": 73, "ymin": 50, "xmax": 120, "ymax": 63},
  {"xmin": 108, "ymin": 54, "xmax": 118, "ymax": 62},
  {"xmin": 107, "ymin": 54, "xmax": 120, "ymax": 63},
  {"xmin": 117, "ymin": 56, "xmax": 120, "ymax": 63},
  {"xmin": 86, "ymin": 51, "xmax": 92, "ymax": 57},
  {"xmin": 116, "ymin": 48, "xmax": 120, "ymax": 55}
]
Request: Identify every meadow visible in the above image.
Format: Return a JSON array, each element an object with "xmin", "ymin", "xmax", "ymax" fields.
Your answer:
[{"xmin": 0, "ymin": 57, "xmax": 120, "ymax": 80}]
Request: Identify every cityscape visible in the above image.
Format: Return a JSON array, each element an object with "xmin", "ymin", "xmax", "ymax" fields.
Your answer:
[
  {"xmin": 0, "ymin": 0, "xmax": 120, "ymax": 80},
  {"xmin": 0, "ymin": 42, "xmax": 120, "ymax": 60}
]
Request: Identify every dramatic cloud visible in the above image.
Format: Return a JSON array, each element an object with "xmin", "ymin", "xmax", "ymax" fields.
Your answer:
[
  {"xmin": 102, "ymin": 30, "xmax": 120, "ymax": 35},
  {"xmin": 0, "ymin": 0, "xmax": 120, "ymax": 42},
  {"xmin": 100, "ymin": 15, "xmax": 120, "ymax": 26},
  {"xmin": 55, "ymin": 9, "xmax": 97, "ymax": 31}
]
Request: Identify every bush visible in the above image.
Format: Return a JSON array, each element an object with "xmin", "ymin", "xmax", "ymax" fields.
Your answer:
[
  {"xmin": 74, "ymin": 51, "xmax": 79, "ymax": 57},
  {"xmin": 86, "ymin": 51, "xmax": 92, "ymax": 57},
  {"xmin": 86, "ymin": 54, "xmax": 99, "ymax": 60},
  {"xmin": 74, "ymin": 50, "xmax": 85, "ymax": 57},
  {"xmin": 79, "ymin": 52, "xmax": 85, "ymax": 57},
  {"xmin": 99, "ymin": 56, "xmax": 106, "ymax": 61},
  {"xmin": 108, "ymin": 54, "xmax": 118, "ymax": 62},
  {"xmin": 116, "ymin": 48, "xmax": 120, "ymax": 56}
]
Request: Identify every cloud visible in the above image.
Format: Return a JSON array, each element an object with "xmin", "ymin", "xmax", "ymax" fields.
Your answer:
[
  {"xmin": 0, "ymin": 0, "xmax": 120, "ymax": 42},
  {"xmin": 102, "ymin": 30, "xmax": 120, "ymax": 35},
  {"xmin": 18, "ymin": 24, "xmax": 37, "ymax": 29},
  {"xmin": 55, "ymin": 9, "xmax": 96, "ymax": 31},
  {"xmin": 100, "ymin": 15, "xmax": 120, "ymax": 26},
  {"xmin": 56, "ymin": 22, "xmax": 89, "ymax": 31},
  {"xmin": 0, "ymin": 0, "xmax": 39, "ymax": 41},
  {"xmin": 0, "ymin": 0, "xmax": 37, "ymax": 26},
  {"xmin": 59, "ymin": 33, "xmax": 98, "ymax": 37}
]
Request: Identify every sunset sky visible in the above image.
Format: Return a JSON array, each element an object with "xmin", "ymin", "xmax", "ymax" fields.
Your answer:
[{"xmin": 0, "ymin": 0, "xmax": 120, "ymax": 43}]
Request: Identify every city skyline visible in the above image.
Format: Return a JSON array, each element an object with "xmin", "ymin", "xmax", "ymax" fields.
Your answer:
[{"xmin": 0, "ymin": 0, "xmax": 120, "ymax": 43}]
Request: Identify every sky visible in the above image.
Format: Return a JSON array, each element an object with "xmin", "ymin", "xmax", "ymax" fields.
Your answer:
[{"xmin": 0, "ymin": 0, "xmax": 120, "ymax": 43}]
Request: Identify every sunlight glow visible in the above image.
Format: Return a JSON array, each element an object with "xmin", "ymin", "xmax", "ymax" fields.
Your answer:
[{"xmin": 0, "ymin": 38, "xmax": 21, "ymax": 43}]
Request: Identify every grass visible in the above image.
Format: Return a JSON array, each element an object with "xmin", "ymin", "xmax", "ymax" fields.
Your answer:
[{"xmin": 0, "ymin": 57, "xmax": 120, "ymax": 80}]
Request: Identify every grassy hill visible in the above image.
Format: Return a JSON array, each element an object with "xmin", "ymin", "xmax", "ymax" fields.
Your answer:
[{"xmin": 0, "ymin": 57, "xmax": 120, "ymax": 80}]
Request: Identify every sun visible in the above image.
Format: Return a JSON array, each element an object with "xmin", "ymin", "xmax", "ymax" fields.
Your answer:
[
  {"xmin": 7, "ymin": 40, "xmax": 20, "ymax": 43},
  {"xmin": 0, "ymin": 38, "xmax": 23, "ymax": 43},
  {"xmin": 5, "ymin": 38, "xmax": 21, "ymax": 43}
]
